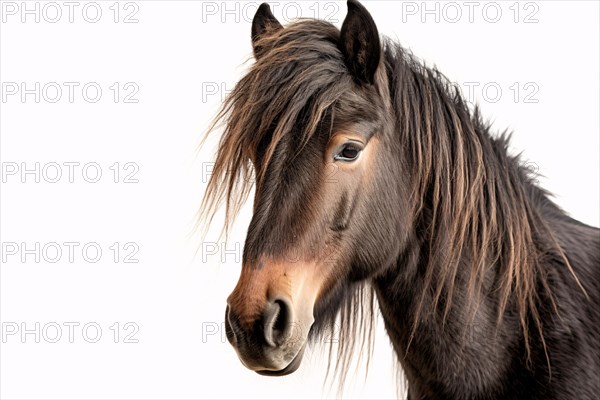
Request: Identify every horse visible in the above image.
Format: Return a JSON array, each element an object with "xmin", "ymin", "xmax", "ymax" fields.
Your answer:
[{"xmin": 200, "ymin": 1, "xmax": 600, "ymax": 398}]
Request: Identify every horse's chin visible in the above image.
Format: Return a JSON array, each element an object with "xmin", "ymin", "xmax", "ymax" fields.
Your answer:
[{"xmin": 255, "ymin": 344, "xmax": 306, "ymax": 376}]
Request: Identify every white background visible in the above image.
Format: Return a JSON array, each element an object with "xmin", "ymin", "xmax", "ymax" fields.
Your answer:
[{"xmin": 0, "ymin": 1, "xmax": 598, "ymax": 399}]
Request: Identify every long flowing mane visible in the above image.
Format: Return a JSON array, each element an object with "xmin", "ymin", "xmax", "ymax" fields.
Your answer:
[
  {"xmin": 383, "ymin": 38, "xmax": 586, "ymax": 364},
  {"xmin": 200, "ymin": 18, "xmax": 586, "ymax": 389},
  {"xmin": 201, "ymin": 21, "xmax": 348, "ymax": 230}
]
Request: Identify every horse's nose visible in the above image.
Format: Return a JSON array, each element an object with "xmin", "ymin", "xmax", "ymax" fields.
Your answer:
[
  {"xmin": 224, "ymin": 289, "xmax": 310, "ymax": 374},
  {"xmin": 262, "ymin": 298, "xmax": 293, "ymax": 347}
]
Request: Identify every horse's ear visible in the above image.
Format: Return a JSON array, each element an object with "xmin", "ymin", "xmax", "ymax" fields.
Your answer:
[
  {"xmin": 251, "ymin": 3, "xmax": 283, "ymax": 58},
  {"xmin": 339, "ymin": 0, "xmax": 381, "ymax": 85}
]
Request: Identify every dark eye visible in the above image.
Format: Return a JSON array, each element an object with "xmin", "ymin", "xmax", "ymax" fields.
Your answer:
[{"xmin": 334, "ymin": 143, "xmax": 362, "ymax": 162}]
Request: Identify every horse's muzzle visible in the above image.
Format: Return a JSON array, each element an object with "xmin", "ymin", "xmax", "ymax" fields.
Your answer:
[{"xmin": 224, "ymin": 297, "xmax": 308, "ymax": 375}]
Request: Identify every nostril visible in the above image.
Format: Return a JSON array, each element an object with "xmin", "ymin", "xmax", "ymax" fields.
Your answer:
[
  {"xmin": 263, "ymin": 302, "xmax": 280, "ymax": 347},
  {"xmin": 225, "ymin": 305, "xmax": 238, "ymax": 345},
  {"xmin": 272, "ymin": 300, "xmax": 287, "ymax": 335},
  {"xmin": 263, "ymin": 298, "xmax": 292, "ymax": 347}
]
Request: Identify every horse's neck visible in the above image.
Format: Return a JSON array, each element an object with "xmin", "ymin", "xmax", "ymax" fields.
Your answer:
[
  {"xmin": 372, "ymin": 170, "xmax": 598, "ymax": 396},
  {"xmin": 373, "ymin": 238, "xmax": 523, "ymax": 396},
  {"xmin": 373, "ymin": 233, "xmax": 515, "ymax": 346},
  {"xmin": 371, "ymin": 149, "xmax": 533, "ymax": 392}
]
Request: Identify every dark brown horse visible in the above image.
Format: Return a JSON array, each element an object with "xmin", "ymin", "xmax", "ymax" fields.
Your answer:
[{"xmin": 201, "ymin": 1, "xmax": 600, "ymax": 398}]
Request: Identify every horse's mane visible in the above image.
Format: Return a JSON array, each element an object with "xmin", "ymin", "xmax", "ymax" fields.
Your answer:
[
  {"xmin": 382, "ymin": 39, "xmax": 587, "ymax": 363},
  {"xmin": 200, "ymin": 18, "xmax": 586, "ymax": 390},
  {"xmin": 200, "ymin": 21, "xmax": 349, "ymax": 231}
]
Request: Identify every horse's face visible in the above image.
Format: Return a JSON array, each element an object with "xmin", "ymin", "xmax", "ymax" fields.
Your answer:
[{"xmin": 223, "ymin": 1, "xmax": 408, "ymax": 375}]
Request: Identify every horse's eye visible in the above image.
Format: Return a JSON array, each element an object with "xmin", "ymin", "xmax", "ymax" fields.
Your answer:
[{"xmin": 334, "ymin": 143, "xmax": 362, "ymax": 162}]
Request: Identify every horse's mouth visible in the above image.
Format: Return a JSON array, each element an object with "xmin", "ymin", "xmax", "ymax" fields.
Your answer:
[{"xmin": 255, "ymin": 344, "xmax": 306, "ymax": 376}]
